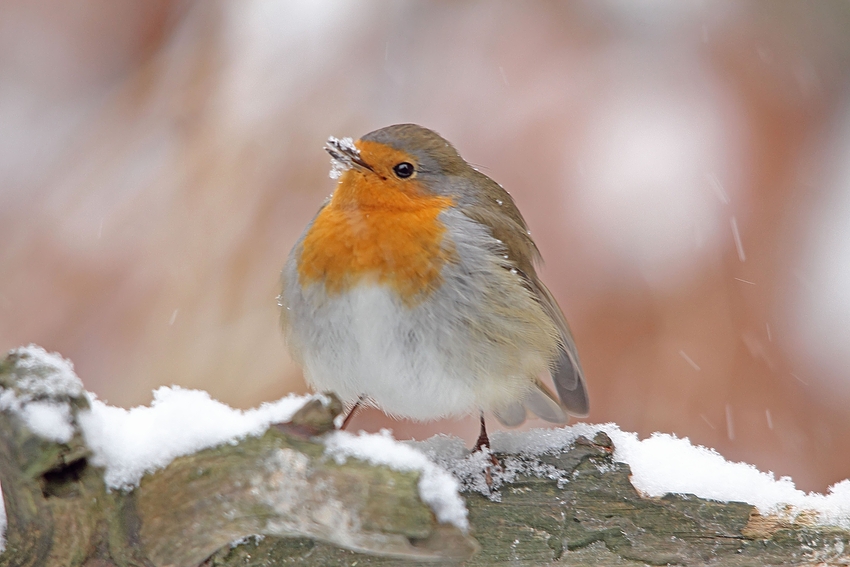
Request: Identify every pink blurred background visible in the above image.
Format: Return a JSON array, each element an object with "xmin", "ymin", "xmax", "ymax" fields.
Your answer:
[{"xmin": 2, "ymin": 1, "xmax": 850, "ymax": 492}]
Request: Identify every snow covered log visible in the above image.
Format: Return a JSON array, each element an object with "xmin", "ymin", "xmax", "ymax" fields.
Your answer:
[
  {"xmin": 209, "ymin": 430, "xmax": 850, "ymax": 567},
  {"xmin": 0, "ymin": 347, "xmax": 475, "ymax": 566},
  {"xmin": 1, "ymin": 345, "xmax": 850, "ymax": 567}
]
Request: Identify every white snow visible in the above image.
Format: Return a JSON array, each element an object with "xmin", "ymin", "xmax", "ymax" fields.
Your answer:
[
  {"xmin": 413, "ymin": 423, "xmax": 850, "ymax": 529},
  {"xmin": 603, "ymin": 426, "xmax": 850, "ymax": 527},
  {"xmin": 326, "ymin": 136, "xmax": 359, "ymax": 179},
  {"xmin": 19, "ymin": 401, "xmax": 75, "ymax": 443},
  {"xmin": 4, "ymin": 345, "xmax": 83, "ymax": 398},
  {"xmin": 0, "ymin": 345, "xmax": 84, "ymax": 444},
  {"xmin": 324, "ymin": 429, "xmax": 469, "ymax": 531},
  {"xmin": 415, "ymin": 428, "xmax": 590, "ymax": 499},
  {"xmin": 78, "ymin": 387, "xmax": 307, "ymax": 490},
  {"xmin": 79, "ymin": 387, "xmax": 470, "ymax": 530}
]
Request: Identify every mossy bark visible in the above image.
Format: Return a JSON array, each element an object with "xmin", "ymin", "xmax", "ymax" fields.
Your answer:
[
  {"xmin": 205, "ymin": 433, "xmax": 850, "ymax": 567},
  {"xmin": 1, "ymin": 349, "xmax": 848, "ymax": 567}
]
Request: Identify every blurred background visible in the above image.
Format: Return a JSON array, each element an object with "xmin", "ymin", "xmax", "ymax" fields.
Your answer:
[{"xmin": 2, "ymin": 0, "xmax": 850, "ymax": 493}]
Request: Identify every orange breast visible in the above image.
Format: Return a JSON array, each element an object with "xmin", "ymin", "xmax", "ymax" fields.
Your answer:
[{"xmin": 297, "ymin": 169, "xmax": 455, "ymax": 305}]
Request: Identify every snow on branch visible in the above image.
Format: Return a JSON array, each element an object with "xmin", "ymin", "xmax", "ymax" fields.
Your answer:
[{"xmin": 1, "ymin": 345, "xmax": 849, "ymax": 566}]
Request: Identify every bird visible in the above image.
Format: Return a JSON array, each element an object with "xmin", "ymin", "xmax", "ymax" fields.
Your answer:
[{"xmin": 279, "ymin": 124, "xmax": 588, "ymax": 450}]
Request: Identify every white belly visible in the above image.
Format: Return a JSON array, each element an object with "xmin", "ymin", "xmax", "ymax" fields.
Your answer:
[{"xmin": 299, "ymin": 284, "xmax": 479, "ymax": 420}]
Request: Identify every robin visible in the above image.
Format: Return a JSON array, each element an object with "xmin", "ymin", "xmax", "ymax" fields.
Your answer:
[{"xmin": 279, "ymin": 124, "xmax": 588, "ymax": 450}]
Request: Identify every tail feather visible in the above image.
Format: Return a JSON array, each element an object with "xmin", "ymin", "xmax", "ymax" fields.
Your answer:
[
  {"xmin": 493, "ymin": 402, "xmax": 527, "ymax": 427},
  {"xmin": 532, "ymin": 279, "xmax": 590, "ymax": 418},
  {"xmin": 524, "ymin": 384, "xmax": 568, "ymax": 423},
  {"xmin": 552, "ymin": 347, "xmax": 589, "ymax": 417}
]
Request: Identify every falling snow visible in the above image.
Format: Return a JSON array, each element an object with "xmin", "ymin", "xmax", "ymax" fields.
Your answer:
[{"xmin": 731, "ymin": 216, "xmax": 746, "ymax": 262}]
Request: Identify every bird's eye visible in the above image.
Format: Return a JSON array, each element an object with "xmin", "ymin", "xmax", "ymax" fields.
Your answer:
[{"xmin": 393, "ymin": 162, "xmax": 415, "ymax": 179}]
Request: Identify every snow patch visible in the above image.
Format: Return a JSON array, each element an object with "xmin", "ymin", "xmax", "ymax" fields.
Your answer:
[
  {"xmin": 18, "ymin": 401, "xmax": 74, "ymax": 443},
  {"xmin": 413, "ymin": 423, "xmax": 850, "ymax": 529},
  {"xmin": 324, "ymin": 429, "xmax": 469, "ymax": 531},
  {"xmin": 4, "ymin": 344, "xmax": 83, "ymax": 398},
  {"xmin": 414, "ymin": 429, "xmax": 587, "ymax": 501},
  {"xmin": 78, "ymin": 387, "xmax": 307, "ymax": 490},
  {"xmin": 0, "ymin": 345, "xmax": 83, "ymax": 444},
  {"xmin": 229, "ymin": 534, "xmax": 265, "ymax": 549},
  {"xmin": 326, "ymin": 136, "xmax": 359, "ymax": 179},
  {"xmin": 603, "ymin": 425, "xmax": 850, "ymax": 527}
]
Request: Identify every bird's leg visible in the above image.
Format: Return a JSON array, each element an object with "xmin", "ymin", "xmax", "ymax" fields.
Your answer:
[
  {"xmin": 472, "ymin": 412, "xmax": 499, "ymax": 487},
  {"xmin": 340, "ymin": 395, "xmax": 365, "ymax": 430},
  {"xmin": 472, "ymin": 412, "xmax": 490, "ymax": 452}
]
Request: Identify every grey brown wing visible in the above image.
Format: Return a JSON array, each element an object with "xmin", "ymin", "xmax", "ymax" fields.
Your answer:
[
  {"xmin": 530, "ymin": 279, "xmax": 589, "ymax": 417},
  {"xmin": 454, "ymin": 172, "xmax": 588, "ymax": 416}
]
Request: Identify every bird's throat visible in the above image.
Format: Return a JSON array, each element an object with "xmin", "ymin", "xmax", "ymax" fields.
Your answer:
[{"xmin": 298, "ymin": 175, "xmax": 456, "ymax": 305}]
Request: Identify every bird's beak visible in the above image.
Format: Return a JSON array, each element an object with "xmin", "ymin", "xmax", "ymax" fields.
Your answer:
[{"xmin": 325, "ymin": 136, "xmax": 374, "ymax": 173}]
